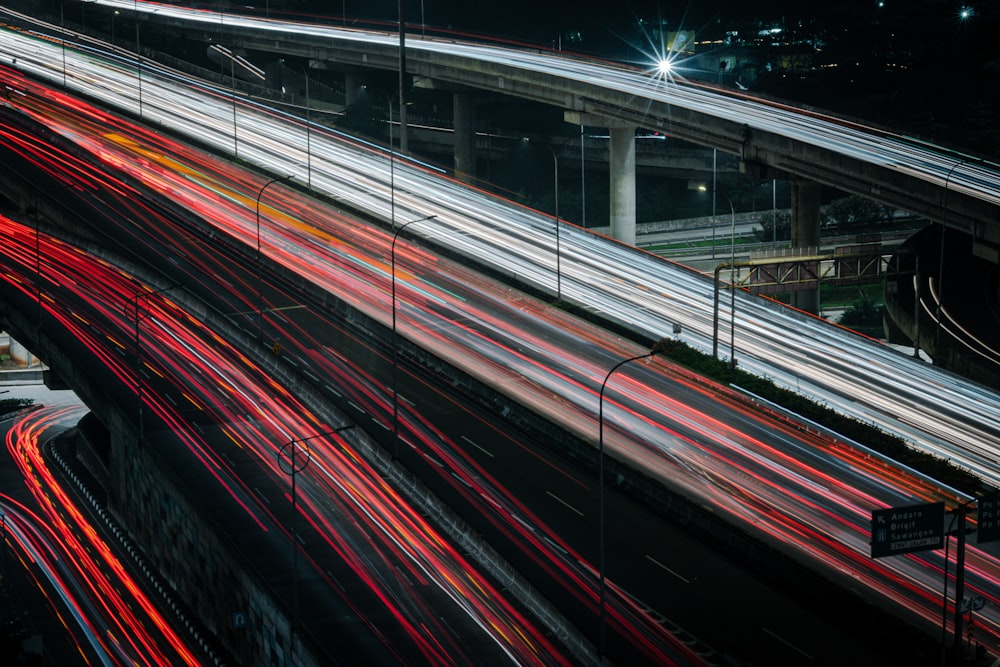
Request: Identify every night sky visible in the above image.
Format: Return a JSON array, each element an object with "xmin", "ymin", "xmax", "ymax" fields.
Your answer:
[{"xmin": 275, "ymin": 0, "xmax": 998, "ymax": 157}]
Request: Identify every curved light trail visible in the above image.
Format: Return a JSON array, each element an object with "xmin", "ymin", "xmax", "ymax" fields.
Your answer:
[
  {"xmin": 3, "ymin": 404, "xmax": 203, "ymax": 666},
  {"xmin": 0, "ymin": 211, "xmax": 599, "ymax": 665},
  {"xmin": 1, "ymin": 14, "xmax": 994, "ymax": 491},
  {"xmin": 1, "ymin": 9, "xmax": 1000, "ymax": 662}
]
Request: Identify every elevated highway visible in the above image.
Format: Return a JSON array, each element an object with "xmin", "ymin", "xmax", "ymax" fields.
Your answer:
[
  {"xmin": 0, "ymin": 80, "xmax": 950, "ymax": 667},
  {"xmin": 3, "ymin": 10, "xmax": 1000, "ymax": 664},
  {"xmin": 69, "ymin": 0, "xmax": 1000, "ymax": 265}
]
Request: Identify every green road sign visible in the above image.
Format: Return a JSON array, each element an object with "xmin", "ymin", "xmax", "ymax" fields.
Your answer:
[
  {"xmin": 871, "ymin": 501, "xmax": 945, "ymax": 558},
  {"xmin": 977, "ymin": 494, "xmax": 1000, "ymax": 544}
]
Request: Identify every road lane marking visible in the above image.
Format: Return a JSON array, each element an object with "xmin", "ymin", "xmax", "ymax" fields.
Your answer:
[
  {"xmin": 762, "ymin": 627, "xmax": 813, "ymax": 660},
  {"xmin": 461, "ymin": 435, "xmax": 493, "ymax": 457},
  {"xmin": 645, "ymin": 554, "xmax": 690, "ymax": 583},
  {"xmin": 546, "ymin": 491, "xmax": 583, "ymax": 516}
]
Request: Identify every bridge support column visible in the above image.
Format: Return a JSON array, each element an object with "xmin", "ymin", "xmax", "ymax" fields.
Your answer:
[
  {"xmin": 264, "ymin": 60, "xmax": 284, "ymax": 92},
  {"xmin": 609, "ymin": 125, "xmax": 636, "ymax": 245},
  {"xmin": 791, "ymin": 179, "xmax": 821, "ymax": 313},
  {"xmin": 344, "ymin": 71, "xmax": 363, "ymax": 108},
  {"xmin": 453, "ymin": 92, "xmax": 475, "ymax": 183}
]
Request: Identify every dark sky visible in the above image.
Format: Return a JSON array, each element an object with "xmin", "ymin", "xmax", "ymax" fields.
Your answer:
[
  {"xmin": 297, "ymin": 1, "xmax": 996, "ymax": 56},
  {"xmin": 303, "ymin": 1, "xmax": 822, "ymax": 32}
]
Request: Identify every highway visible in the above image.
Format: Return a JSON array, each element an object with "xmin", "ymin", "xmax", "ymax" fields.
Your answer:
[
  {"xmin": 87, "ymin": 0, "xmax": 1000, "ymax": 211},
  {"xmin": 3, "ymin": 8, "xmax": 1000, "ymax": 663},
  {"xmin": 0, "ymin": 99, "xmax": 720, "ymax": 663},
  {"xmin": 2, "ymin": 48, "xmax": 1000, "ymax": 666},
  {"xmin": 0, "ymin": 207, "xmax": 592, "ymax": 665},
  {"xmin": 2, "ymin": 404, "xmax": 207, "ymax": 665},
  {"xmin": 0, "ymin": 112, "xmax": 937, "ymax": 665},
  {"xmin": 2, "ymin": 10, "xmax": 996, "ymax": 490}
]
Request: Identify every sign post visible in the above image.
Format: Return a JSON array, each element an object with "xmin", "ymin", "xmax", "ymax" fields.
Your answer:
[{"xmin": 870, "ymin": 501, "xmax": 945, "ymax": 558}]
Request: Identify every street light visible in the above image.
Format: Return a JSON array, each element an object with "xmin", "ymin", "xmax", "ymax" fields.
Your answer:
[
  {"xmin": 727, "ymin": 194, "xmax": 736, "ymax": 367},
  {"xmin": 59, "ymin": 1, "xmax": 66, "ymax": 87},
  {"xmin": 123, "ymin": 282, "xmax": 179, "ymax": 448},
  {"xmin": 551, "ymin": 129, "xmax": 588, "ymax": 302},
  {"xmin": 134, "ymin": 5, "xmax": 142, "ymax": 118},
  {"xmin": 391, "ymin": 214, "xmax": 437, "ymax": 458},
  {"xmin": 282, "ymin": 61, "xmax": 312, "ymax": 189},
  {"xmin": 597, "ymin": 345, "xmax": 663, "ymax": 656},
  {"xmin": 551, "ymin": 146, "xmax": 562, "ymax": 301},
  {"xmin": 30, "ymin": 181, "xmax": 78, "ymax": 358},
  {"xmin": 256, "ymin": 175, "xmax": 294, "ymax": 343},
  {"xmin": 383, "ymin": 92, "xmax": 396, "ymax": 229},
  {"xmin": 397, "ymin": 0, "xmax": 409, "ymax": 155},
  {"xmin": 277, "ymin": 424, "xmax": 355, "ymax": 665},
  {"xmin": 701, "ymin": 188, "xmax": 737, "ymax": 365}
]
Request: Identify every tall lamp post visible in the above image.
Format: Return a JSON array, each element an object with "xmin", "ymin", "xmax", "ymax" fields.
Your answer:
[
  {"xmin": 550, "ymin": 133, "xmax": 579, "ymax": 303},
  {"xmin": 123, "ymin": 283, "xmax": 179, "ymax": 448},
  {"xmin": 256, "ymin": 175, "xmax": 294, "ymax": 343},
  {"xmin": 134, "ymin": 4, "xmax": 142, "ymax": 118},
  {"xmin": 597, "ymin": 345, "xmax": 662, "ymax": 657},
  {"xmin": 934, "ymin": 159, "xmax": 966, "ymax": 362},
  {"xmin": 705, "ymin": 191, "xmax": 736, "ymax": 365},
  {"xmin": 551, "ymin": 146, "xmax": 563, "ymax": 302},
  {"xmin": 711, "ymin": 148, "xmax": 717, "ymax": 259},
  {"xmin": 59, "ymin": 1, "xmax": 66, "ymax": 87},
  {"xmin": 282, "ymin": 61, "xmax": 312, "ymax": 189},
  {"xmin": 383, "ymin": 92, "xmax": 396, "ymax": 229},
  {"xmin": 728, "ymin": 194, "xmax": 737, "ymax": 367},
  {"xmin": 277, "ymin": 424, "xmax": 355, "ymax": 665},
  {"xmin": 31, "ymin": 181, "xmax": 78, "ymax": 357},
  {"xmin": 390, "ymin": 214, "xmax": 437, "ymax": 458},
  {"xmin": 397, "ymin": 0, "xmax": 408, "ymax": 155}
]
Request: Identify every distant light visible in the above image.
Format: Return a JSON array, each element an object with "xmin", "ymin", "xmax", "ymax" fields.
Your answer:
[
  {"xmin": 959, "ymin": 6, "xmax": 974, "ymax": 20},
  {"xmin": 657, "ymin": 59, "xmax": 674, "ymax": 75}
]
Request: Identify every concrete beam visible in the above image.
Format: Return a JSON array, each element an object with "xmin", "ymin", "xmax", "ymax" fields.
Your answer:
[{"xmin": 263, "ymin": 59, "xmax": 283, "ymax": 92}]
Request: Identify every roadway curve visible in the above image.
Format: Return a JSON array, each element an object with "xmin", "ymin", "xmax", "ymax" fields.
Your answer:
[
  {"xmin": 0, "ymin": 54, "xmax": 998, "ymax": 666},
  {"xmin": 2, "ymin": 18, "xmax": 995, "ymax": 492}
]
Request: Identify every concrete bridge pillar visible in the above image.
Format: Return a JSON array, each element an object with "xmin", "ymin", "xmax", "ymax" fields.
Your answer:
[
  {"xmin": 344, "ymin": 71, "xmax": 363, "ymax": 108},
  {"xmin": 453, "ymin": 92, "xmax": 475, "ymax": 183},
  {"xmin": 791, "ymin": 179, "xmax": 821, "ymax": 313},
  {"xmin": 7, "ymin": 337, "xmax": 39, "ymax": 367},
  {"xmin": 264, "ymin": 59, "xmax": 283, "ymax": 92},
  {"xmin": 609, "ymin": 125, "xmax": 637, "ymax": 245}
]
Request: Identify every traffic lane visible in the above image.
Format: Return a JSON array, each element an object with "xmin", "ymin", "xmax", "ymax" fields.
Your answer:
[
  {"xmin": 0, "ymin": 70, "xmax": 960, "ymax": 660},
  {"xmin": 394, "ymin": 359, "xmax": 908, "ymax": 666},
  {"xmin": 7, "ymin": 113, "xmax": 932, "ymax": 664},
  {"xmin": 0, "ymin": 214, "xmax": 558, "ymax": 666},
  {"xmin": 0, "ymin": 408, "xmax": 99, "ymax": 666}
]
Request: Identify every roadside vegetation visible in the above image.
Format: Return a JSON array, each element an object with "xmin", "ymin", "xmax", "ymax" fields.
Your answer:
[
  {"xmin": 0, "ymin": 397, "xmax": 33, "ymax": 418},
  {"xmin": 652, "ymin": 337, "xmax": 988, "ymax": 497}
]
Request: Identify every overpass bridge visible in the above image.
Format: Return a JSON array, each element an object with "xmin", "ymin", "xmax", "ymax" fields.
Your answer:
[
  {"xmin": 47, "ymin": 0, "xmax": 1000, "ymax": 320},
  {"xmin": 0, "ymin": 92, "xmax": 946, "ymax": 667},
  {"xmin": 64, "ymin": 0, "xmax": 1000, "ymax": 282},
  {"xmin": 2, "ymin": 16, "xmax": 1000, "ymax": 663}
]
